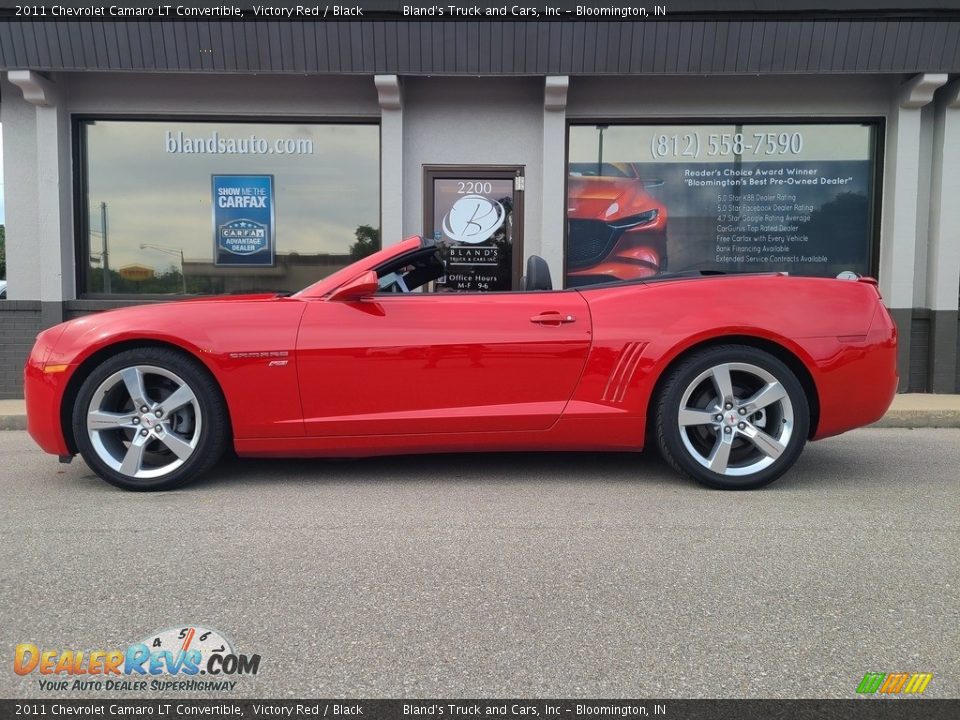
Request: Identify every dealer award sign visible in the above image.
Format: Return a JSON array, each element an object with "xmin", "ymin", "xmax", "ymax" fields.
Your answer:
[
  {"xmin": 212, "ymin": 175, "xmax": 276, "ymax": 267},
  {"xmin": 565, "ymin": 123, "xmax": 878, "ymax": 287}
]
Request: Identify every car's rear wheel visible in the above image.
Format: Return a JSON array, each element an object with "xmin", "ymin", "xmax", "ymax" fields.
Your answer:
[
  {"xmin": 72, "ymin": 348, "xmax": 228, "ymax": 491},
  {"xmin": 654, "ymin": 345, "xmax": 809, "ymax": 489}
]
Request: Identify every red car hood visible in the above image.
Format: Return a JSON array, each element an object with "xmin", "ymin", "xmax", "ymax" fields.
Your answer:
[
  {"xmin": 54, "ymin": 293, "xmax": 286, "ymax": 336},
  {"xmin": 44, "ymin": 292, "xmax": 302, "ymax": 370},
  {"xmin": 567, "ymin": 176, "xmax": 659, "ymax": 220}
]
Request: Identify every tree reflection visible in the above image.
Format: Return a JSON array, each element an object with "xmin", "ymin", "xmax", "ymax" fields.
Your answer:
[{"xmin": 350, "ymin": 225, "xmax": 380, "ymax": 260}]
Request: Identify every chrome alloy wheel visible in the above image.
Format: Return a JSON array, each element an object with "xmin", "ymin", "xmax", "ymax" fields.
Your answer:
[
  {"xmin": 85, "ymin": 365, "xmax": 202, "ymax": 480},
  {"xmin": 676, "ymin": 362, "xmax": 794, "ymax": 477}
]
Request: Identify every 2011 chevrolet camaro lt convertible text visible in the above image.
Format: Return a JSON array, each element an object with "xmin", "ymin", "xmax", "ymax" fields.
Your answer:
[{"xmin": 25, "ymin": 237, "xmax": 898, "ymax": 491}]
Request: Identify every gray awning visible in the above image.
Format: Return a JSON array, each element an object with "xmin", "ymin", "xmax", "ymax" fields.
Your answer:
[{"xmin": 1, "ymin": 20, "xmax": 958, "ymax": 75}]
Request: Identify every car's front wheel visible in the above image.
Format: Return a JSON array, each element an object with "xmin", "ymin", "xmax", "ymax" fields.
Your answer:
[
  {"xmin": 72, "ymin": 348, "xmax": 229, "ymax": 491},
  {"xmin": 654, "ymin": 345, "xmax": 810, "ymax": 489}
]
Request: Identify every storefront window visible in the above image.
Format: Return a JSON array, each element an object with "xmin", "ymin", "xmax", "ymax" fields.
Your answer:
[
  {"xmin": 566, "ymin": 122, "xmax": 879, "ymax": 287},
  {"xmin": 79, "ymin": 120, "xmax": 380, "ymax": 295}
]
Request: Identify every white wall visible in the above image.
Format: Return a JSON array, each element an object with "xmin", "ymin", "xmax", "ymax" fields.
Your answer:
[
  {"xmin": 63, "ymin": 72, "xmax": 381, "ymax": 117},
  {"xmin": 913, "ymin": 103, "xmax": 936, "ymax": 307},
  {"xmin": 0, "ymin": 77, "xmax": 40, "ymax": 300},
  {"xmin": 567, "ymin": 74, "xmax": 894, "ymax": 119},
  {"xmin": 927, "ymin": 82, "xmax": 960, "ymax": 313}
]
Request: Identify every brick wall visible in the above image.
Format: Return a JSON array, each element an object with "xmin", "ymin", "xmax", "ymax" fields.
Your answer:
[
  {"xmin": 909, "ymin": 312, "xmax": 930, "ymax": 393},
  {"xmin": 0, "ymin": 301, "xmax": 42, "ymax": 399}
]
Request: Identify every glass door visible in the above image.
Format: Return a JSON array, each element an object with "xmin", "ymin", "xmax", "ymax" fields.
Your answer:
[{"xmin": 424, "ymin": 167, "xmax": 524, "ymax": 292}]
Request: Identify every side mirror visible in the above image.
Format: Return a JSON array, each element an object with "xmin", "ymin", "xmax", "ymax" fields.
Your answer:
[{"xmin": 329, "ymin": 270, "xmax": 378, "ymax": 302}]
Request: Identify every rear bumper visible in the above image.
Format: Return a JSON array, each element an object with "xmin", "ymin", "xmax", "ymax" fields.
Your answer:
[{"xmin": 811, "ymin": 304, "xmax": 899, "ymax": 440}]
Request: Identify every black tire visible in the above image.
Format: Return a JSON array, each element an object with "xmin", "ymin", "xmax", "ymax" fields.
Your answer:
[
  {"xmin": 71, "ymin": 347, "xmax": 229, "ymax": 491},
  {"xmin": 654, "ymin": 344, "xmax": 809, "ymax": 490}
]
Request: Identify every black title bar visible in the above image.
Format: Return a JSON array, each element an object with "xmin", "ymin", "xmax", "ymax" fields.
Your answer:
[{"xmin": 2, "ymin": 0, "xmax": 960, "ymax": 20}]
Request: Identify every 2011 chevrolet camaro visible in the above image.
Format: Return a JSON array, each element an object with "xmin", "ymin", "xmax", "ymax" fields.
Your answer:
[{"xmin": 25, "ymin": 236, "xmax": 897, "ymax": 491}]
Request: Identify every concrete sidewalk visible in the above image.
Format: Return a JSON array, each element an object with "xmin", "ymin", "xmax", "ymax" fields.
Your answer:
[
  {"xmin": 868, "ymin": 393, "xmax": 960, "ymax": 428},
  {"xmin": 0, "ymin": 400, "xmax": 27, "ymax": 430},
  {"xmin": 2, "ymin": 394, "xmax": 960, "ymax": 432}
]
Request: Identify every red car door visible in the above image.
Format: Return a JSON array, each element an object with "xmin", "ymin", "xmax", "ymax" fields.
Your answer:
[{"xmin": 296, "ymin": 292, "xmax": 591, "ymax": 436}]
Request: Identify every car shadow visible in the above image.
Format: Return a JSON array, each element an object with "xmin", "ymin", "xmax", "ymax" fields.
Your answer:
[
  {"xmin": 771, "ymin": 433, "xmax": 903, "ymax": 492},
  {"xmin": 68, "ymin": 435, "xmax": 888, "ymax": 494},
  {"xmin": 185, "ymin": 448, "xmax": 690, "ymax": 492}
]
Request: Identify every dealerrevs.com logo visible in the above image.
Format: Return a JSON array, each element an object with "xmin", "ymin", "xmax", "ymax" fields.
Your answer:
[{"xmin": 14, "ymin": 626, "xmax": 260, "ymax": 692}]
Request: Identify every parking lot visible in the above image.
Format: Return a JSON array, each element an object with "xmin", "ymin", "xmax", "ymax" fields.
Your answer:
[{"xmin": 1, "ymin": 428, "xmax": 957, "ymax": 699}]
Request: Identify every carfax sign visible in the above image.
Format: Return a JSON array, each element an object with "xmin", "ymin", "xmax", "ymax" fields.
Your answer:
[{"xmin": 212, "ymin": 174, "xmax": 275, "ymax": 267}]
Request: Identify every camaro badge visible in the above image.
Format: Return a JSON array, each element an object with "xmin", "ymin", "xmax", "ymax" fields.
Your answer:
[{"xmin": 228, "ymin": 351, "xmax": 289, "ymax": 360}]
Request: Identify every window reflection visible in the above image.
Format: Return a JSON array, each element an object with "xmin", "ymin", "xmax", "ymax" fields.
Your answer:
[{"xmin": 81, "ymin": 120, "xmax": 380, "ymax": 295}]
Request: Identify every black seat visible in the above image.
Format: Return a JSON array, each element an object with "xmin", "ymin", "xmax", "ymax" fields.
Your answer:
[{"xmin": 521, "ymin": 255, "xmax": 553, "ymax": 291}]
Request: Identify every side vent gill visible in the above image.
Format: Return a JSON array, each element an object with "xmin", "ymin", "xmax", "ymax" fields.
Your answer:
[{"xmin": 602, "ymin": 341, "xmax": 648, "ymax": 403}]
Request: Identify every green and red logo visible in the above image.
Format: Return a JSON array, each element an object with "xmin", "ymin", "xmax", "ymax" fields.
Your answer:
[{"xmin": 856, "ymin": 672, "xmax": 932, "ymax": 695}]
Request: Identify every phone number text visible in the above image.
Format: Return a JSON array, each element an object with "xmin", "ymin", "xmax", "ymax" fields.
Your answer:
[{"xmin": 651, "ymin": 132, "xmax": 804, "ymax": 159}]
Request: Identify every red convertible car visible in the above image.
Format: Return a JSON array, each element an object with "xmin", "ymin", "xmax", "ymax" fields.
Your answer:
[{"xmin": 25, "ymin": 236, "xmax": 897, "ymax": 492}]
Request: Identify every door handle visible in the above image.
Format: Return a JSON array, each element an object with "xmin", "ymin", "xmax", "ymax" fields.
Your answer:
[{"xmin": 530, "ymin": 312, "xmax": 576, "ymax": 325}]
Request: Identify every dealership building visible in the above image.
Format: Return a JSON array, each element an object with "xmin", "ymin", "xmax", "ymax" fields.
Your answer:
[{"xmin": 2, "ymin": 3, "xmax": 960, "ymax": 398}]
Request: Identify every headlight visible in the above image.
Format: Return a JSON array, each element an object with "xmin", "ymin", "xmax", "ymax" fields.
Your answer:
[{"xmin": 609, "ymin": 209, "xmax": 658, "ymax": 229}]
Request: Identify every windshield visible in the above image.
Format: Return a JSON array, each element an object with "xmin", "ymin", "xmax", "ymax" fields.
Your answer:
[{"xmin": 375, "ymin": 247, "xmax": 447, "ymax": 293}]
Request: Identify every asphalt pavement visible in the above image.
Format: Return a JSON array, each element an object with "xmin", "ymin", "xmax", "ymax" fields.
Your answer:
[{"xmin": 0, "ymin": 429, "xmax": 957, "ymax": 699}]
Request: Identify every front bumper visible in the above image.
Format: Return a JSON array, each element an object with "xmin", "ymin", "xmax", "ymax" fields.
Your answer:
[
  {"xmin": 567, "ymin": 213, "xmax": 668, "ymax": 284},
  {"xmin": 24, "ymin": 326, "xmax": 73, "ymax": 457},
  {"xmin": 566, "ymin": 252, "xmax": 662, "ymax": 286}
]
